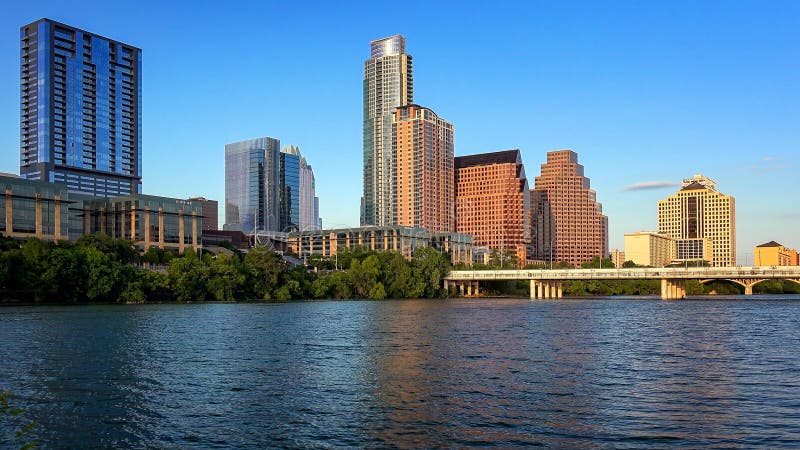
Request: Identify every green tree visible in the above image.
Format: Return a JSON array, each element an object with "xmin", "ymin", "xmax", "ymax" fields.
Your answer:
[
  {"xmin": 581, "ymin": 256, "xmax": 615, "ymax": 269},
  {"xmin": 410, "ymin": 247, "xmax": 451, "ymax": 298},
  {"xmin": 167, "ymin": 251, "xmax": 209, "ymax": 302},
  {"xmin": 349, "ymin": 255, "xmax": 381, "ymax": 298},
  {"xmin": 42, "ymin": 247, "xmax": 83, "ymax": 302},
  {"xmin": 244, "ymin": 247, "xmax": 285, "ymax": 300},
  {"xmin": 207, "ymin": 255, "xmax": 246, "ymax": 301},
  {"xmin": 488, "ymin": 248, "xmax": 518, "ymax": 269},
  {"xmin": 80, "ymin": 246, "xmax": 121, "ymax": 302},
  {"xmin": 76, "ymin": 232, "xmax": 137, "ymax": 264}
]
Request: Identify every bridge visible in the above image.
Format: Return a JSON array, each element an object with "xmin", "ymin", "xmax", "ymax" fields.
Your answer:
[{"xmin": 444, "ymin": 266, "xmax": 800, "ymax": 300}]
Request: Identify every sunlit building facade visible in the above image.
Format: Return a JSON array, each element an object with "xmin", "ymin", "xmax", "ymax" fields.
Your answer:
[
  {"xmin": 1, "ymin": 174, "xmax": 202, "ymax": 254},
  {"xmin": 530, "ymin": 150, "xmax": 608, "ymax": 267},
  {"xmin": 362, "ymin": 35, "xmax": 413, "ymax": 226},
  {"xmin": 657, "ymin": 174, "xmax": 735, "ymax": 267},
  {"xmin": 82, "ymin": 195, "xmax": 202, "ymax": 254},
  {"xmin": 454, "ymin": 150, "xmax": 530, "ymax": 265},
  {"xmin": 20, "ymin": 19, "xmax": 142, "ymax": 197},
  {"xmin": 288, "ymin": 226, "xmax": 473, "ymax": 266},
  {"xmin": 624, "ymin": 231, "xmax": 675, "ymax": 267},
  {"xmin": 393, "ymin": 104, "xmax": 454, "ymax": 233},
  {"xmin": 754, "ymin": 241, "xmax": 798, "ymax": 266}
]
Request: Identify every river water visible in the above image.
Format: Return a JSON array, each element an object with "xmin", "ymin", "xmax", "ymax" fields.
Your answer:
[{"xmin": 1, "ymin": 297, "xmax": 800, "ymax": 448}]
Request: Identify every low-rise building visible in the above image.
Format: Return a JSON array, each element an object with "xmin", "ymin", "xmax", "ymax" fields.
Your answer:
[
  {"xmin": 1, "ymin": 175, "xmax": 203, "ymax": 254},
  {"xmin": 754, "ymin": 241, "xmax": 799, "ymax": 266},
  {"xmin": 1, "ymin": 175, "xmax": 71, "ymax": 242},
  {"xmin": 81, "ymin": 195, "xmax": 203, "ymax": 254},
  {"xmin": 624, "ymin": 232, "xmax": 675, "ymax": 267},
  {"xmin": 188, "ymin": 197, "xmax": 219, "ymax": 231},
  {"xmin": 288, "ymin": 226, "xmax": 473, "ymax": 266}
]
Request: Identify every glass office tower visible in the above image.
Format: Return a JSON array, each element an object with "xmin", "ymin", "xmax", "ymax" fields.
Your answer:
[
  {"xmin": 361, "ymin": 35, "xmax": 413, "ymax": 226},
  {"xmin": 20, "ymin": 19, "xmax": 142, "ymax": 197},
  {"xmin": 279, "ymin": 150, "xmax": 300, "ymax": 232},
  {"xmin": 224, "ymin": 137, "xmax": 281, "ymax": 233}
]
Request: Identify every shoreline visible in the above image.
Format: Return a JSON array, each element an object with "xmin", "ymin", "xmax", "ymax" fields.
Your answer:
[{"xmin": 3, "ymin": 294, "xmax": 800, "ymax": 307}]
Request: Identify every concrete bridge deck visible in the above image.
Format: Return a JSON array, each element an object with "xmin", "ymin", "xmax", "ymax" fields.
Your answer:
[{"xmin": 444, "ymin": 266, "xmax": 800, "ymax": 300}]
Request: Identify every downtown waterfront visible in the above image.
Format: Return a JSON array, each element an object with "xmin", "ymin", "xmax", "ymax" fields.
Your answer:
[{"xmin": 2, "ymin": 297, "xmax": 800, "ymax": 448}]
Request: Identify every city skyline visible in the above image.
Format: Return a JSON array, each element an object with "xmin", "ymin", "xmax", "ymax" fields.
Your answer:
[{"xmin": 1, "ymin": 1, "xmax": 798, "ymax": 259}]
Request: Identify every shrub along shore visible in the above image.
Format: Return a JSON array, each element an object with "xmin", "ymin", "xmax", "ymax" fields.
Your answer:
[{"xmin": 0, "ymin": 234, "xmax": 796, "ymax": 304}]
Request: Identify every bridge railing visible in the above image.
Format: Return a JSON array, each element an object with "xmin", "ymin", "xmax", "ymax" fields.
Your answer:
[{"xmin": 445, "ymin": 266, "xmax": 800, "ymax": 281}]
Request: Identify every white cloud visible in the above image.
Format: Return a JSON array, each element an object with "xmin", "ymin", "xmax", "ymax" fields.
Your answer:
[{"xmin": 622, "ymin": 181, "xmax": 679, "ymax": 192}]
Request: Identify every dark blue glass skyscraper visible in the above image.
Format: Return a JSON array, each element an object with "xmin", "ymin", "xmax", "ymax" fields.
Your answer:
[
  {"xmin": 279, "ymin": 151, "xmax": 300, "ymax": 232},
  {"xmin": 20, "ymin": 19, "xmax": 142, "ymax": 197}
]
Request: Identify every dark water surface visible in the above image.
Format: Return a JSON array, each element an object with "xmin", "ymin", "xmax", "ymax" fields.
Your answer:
[{"xmin": 2, "ymin": 297, "xmax": 800, "ymax": 448}]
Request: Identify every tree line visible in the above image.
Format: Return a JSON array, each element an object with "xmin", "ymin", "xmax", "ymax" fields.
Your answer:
[{"xmin": 0, "ymin": 234, "xmax": 453, "ymax": 304}]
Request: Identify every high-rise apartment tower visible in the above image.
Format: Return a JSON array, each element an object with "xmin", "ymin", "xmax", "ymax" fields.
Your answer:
[
  {"xmin": 393, "ymin": 105, "xmax": 454, "ymax": 233},
  {"xmin": 20, "ymin": 19, "xmax": 142, "ymax": 197},
  {"xmin": 361, "ymin": 35, "xmax": 413, "ymax": 226},
  {"xmin": 657, "ymin": 174, "xmax": 735, "ymax": 267},
  {"xmin": 530, "ymin": 150, "xmax": 608, "ymax": 267}
]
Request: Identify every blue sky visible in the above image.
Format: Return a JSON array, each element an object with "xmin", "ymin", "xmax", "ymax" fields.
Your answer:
[{"xmin": 1, "ymin": 1, "xmax": 798, "ymax": 261}]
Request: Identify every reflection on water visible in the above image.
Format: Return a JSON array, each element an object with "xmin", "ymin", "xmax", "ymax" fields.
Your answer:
[{"xmin": 2, "ymin": 297, "xmax": 800, "ymax": 448}]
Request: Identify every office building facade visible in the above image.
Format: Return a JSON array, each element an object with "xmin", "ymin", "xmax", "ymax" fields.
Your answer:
[
  {"xmin": 624, "ymin": 231, "xmax": 675, "ymax": 267},
  {"xmin": 188, "ymin": 197, "xmax": 218, "ymax": 231},
  {"xmin": 362, "ymin": 35, "xmax": 413, "ymax": 226},
  {"xmin": 454, "ymin": 150, "xmax": 531, "ymax": 265},
  {"xmin": 657, "ymin": 174, "xmax": 735, "ymax": 267},
  {"xmin": 82, "ymin": 195, "xmax": 202, "ymax": 254},
  {"xmin": 283, "ymin": 145, "xmax": 321, "ymax": 232},
  {"xmin": 393, "ymin": 105, "xmax": 454, "ymax": 233},
  {"xmin": 20, "ymin": 19, "xmax": 142, "ymax": 197},
  {"xmin": 279, "ymin": 150, "xmax": 300, "ymax": 232},
  {"xmin": 224, "ymin": 137, "xmax": 281, "ymax": 233},
  {"xmin": 530, "ymin": 150, "xmax": 608, "ymax": 267},
  {"xmin": 1, "ymin": 175, "xmax": 202, "ymax": 254}
]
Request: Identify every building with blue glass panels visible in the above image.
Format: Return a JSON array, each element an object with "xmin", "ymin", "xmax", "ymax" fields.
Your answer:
[
  {"xmin": 224, "ymin": 137, "xmax": 281, "ymax": 233},
  {"xmin": 279, "ymin": 150, "xmax": 300, "ymax": 232},
  {"xmin": 20, "ymin": 19, "xmax": 142, "ymax": 197}
]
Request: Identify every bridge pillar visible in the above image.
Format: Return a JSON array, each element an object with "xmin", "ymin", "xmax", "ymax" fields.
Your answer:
[
  {"xmin": 556, "ymin": 283, "xmax": 563, "ymax": 298},
  {"xmin": 473, "ymin": 281, "xmax": 479, "ymax": 297},
  {"xmin": 744, "ymin": 285, "xmax": 753, "ymax": 296},
  {"xmin": 530, "ymin": 280, "xmax": 536, "ymax": 299},
  {"xmin": 661, "ymin": 279, "xmax": 686, "ymax": 300},
  {"xmin": 467, "ymin": 282, "xmax": 473, "ymax": 297},
  {"xmin": 459, "ymin": 282, "xmax": 465, "ymax": 297}
]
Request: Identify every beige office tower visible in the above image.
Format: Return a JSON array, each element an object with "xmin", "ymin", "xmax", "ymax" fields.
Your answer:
[
  {"xmin": 530, "ymin": 150, "xmax": 608, "ymax": 267},
  {"xmin": 361, "ymin": 35, "xmax": 413, "ymax": 226},
  {"xmin": 393, "ymin": 105, "xmax": 454, "ymax": 232},
  {"xmin": 657, "ymin": 174, "xmax": 736, "ymax": 267}
]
